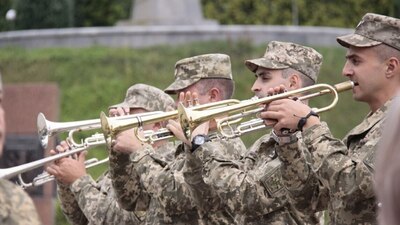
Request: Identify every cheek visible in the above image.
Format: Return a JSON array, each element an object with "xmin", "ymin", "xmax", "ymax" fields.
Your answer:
[{"xmin": 198, "ymin": 96, "xmax": 210, "ymax": 104}]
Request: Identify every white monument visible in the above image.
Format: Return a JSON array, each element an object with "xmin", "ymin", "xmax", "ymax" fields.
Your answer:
[{"xmin": 118, "ymin": 0, "xmax": 218, "ymax": 26}]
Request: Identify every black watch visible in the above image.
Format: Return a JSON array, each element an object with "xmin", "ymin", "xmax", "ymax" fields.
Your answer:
[{"xmin": 191, "ymin": 134, "xmax": 211, "ymax": 152}]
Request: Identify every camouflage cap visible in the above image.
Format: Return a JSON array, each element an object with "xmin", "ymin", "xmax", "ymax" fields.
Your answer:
[
  {"xmin": 337, "ymin": 13, "xmax": 400, "ymax": 51},
  {"xmin": 245, "ymin": 41, "xmax": 322, "ymax": 83},
  {"xmin": 110, "ymin": 84, "xmax": 175, "ymax": 112},
  {"xmin": 164, "ymin": 53, "xmax": 232, "ymax": 94}
]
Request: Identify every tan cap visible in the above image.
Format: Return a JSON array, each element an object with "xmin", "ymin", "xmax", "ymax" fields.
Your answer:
[
  {"xmin": 245, "ymin": 41, "xmax": 322, "ymax": 83},
  {"xmin": 164, "ymin": 53, "xmax": 232, "ymax": 94},
  {"xmin": 337, "ymin": 13, "xmax": 400, "ymax": 51},
  {"xmin": 110, "ymin": 84, "xmax": 175, "ymax": 112}
]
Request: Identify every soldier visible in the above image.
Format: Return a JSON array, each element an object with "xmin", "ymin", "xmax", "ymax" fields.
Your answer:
[
  {"xmin": 0, "ymin": 73, "xmax": 41, "ymax": 225},
  {"xmin": 110, "ymin": 53, "xmax": 247, "ymax": 224},
  {"xmin": 175, "ymin": 41, "xmax": 323, "ymax": 224},
  {"xmin": 46, "ymin": 84, "xmax": 175, "ymax": 225},
  {"xmin": 263, "ymin": 13, "xmax": 400, "ymax": 224}
]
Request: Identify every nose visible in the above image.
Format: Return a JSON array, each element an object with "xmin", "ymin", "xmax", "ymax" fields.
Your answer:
[
  {"xmin": 251, "ymin": 79, "xmax": 261, "ymax": 93},
  {"xmin": 342, "ymin": 61, "xmax": 353, "ymax": 78}
]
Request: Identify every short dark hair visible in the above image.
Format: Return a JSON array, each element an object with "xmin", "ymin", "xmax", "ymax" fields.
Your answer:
[
  {"xmin": 281, "ymin": 68, "xmax": 315, "ymax": 87},
  {"xmin": 372, "ymin": 44, "xmax": 400, "ymax": 62},
  {"xmin": 196, "ymin": 78, "xmax": 235, "ymax": 99}
]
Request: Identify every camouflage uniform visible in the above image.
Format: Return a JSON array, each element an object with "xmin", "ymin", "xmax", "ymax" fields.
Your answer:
[
  {"xmin": 112, "ymin": 54, "xmax": 247, "ymax": 224},
  {"xmin": 58, "ymin": 84, "xmax": 175, "ymax": 225},
  {"xmin": 0, "ymin": 179, "xmax": 41, "ymax": 225},
  {"xmin": 187, "ymin": 43, "xmax": 323, "ymax": 224},
  {"xmin": 58, "ymin": 173, "xmax": 146, "ymax": 225},
  {"xmin": 277, "ymin": 13, "xmax": 400, "ymax": 224}
]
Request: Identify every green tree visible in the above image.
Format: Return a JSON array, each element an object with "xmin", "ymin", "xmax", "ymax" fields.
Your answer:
[
  {"xmin": 0, "ymin": 0, "xmax": 14, "ymax": 31},
  {"xmin": 201, "ymin": 0, "xmax": 399, "ymax": 27},
  {"xmin": 73, "ymin": 0, "xmax": 131, "ymax": 27},
  {"xmin": 14, "ymin": 0, "xmax": 73, "ymax": 30}
]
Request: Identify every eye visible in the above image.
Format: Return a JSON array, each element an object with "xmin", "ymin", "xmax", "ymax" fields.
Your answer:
[
  {"xmin": 261, "ymin": 75, "xmax": 271, "ymax": 81},
  {"xmin": 351, "ymin": 58, "xmax": 361, "ymax": 65}
]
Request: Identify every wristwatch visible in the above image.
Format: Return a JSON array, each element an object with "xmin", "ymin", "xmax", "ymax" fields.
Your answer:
[
  {"xmin": 191, "ymin": 134, "xmax": 211, "ymax": 152},
  {"xmin": 271, "ymin": 130, "xmax": 298, "ymax": 145}
]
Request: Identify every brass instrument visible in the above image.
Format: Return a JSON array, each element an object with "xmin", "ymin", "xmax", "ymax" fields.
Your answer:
[
  {"xmin": 38, "ymin": 111, "xmax": 163, "ymax": 148},
  {"xmin": 179, "ymin": 81, "xmax": 354, "ymax": 137},
  {"xmin": 19, "ymin": 157, "xmax": 109, "ymax": 189},
  {"xmin": 100, "ymin": 99, "xmax": 240, "ymax": 139},
  {"xmin": 0, "ymin": 132, "xmax": 106, "ymax": 180}
]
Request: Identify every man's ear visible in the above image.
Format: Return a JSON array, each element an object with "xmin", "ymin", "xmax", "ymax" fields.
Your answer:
[
  {"xmin": 288, "ymin": 74, "xmax": 302, "ymax": 90},
  {"xmin": 209, "ymin": 88, "xmax": 221, "ymax": 102},
  {"xmin": 386, "ymin": 57, "xmax": 400, "ymax": 78}
]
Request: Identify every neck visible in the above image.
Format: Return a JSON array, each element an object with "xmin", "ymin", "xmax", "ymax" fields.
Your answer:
[{"xmin": 369, "ymin": 87, "xmax": 399, "ymax": 112}]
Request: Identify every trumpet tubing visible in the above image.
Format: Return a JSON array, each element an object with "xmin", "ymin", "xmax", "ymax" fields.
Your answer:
[
  {"xmin": 38, "ymin": 111, "xmax": 164, "ymax": 148},
  {"xmin": 100, "ymin": 99, "xmax": 240, "ymax": 139},
  {"xmin": 179, "ymin": 81, "xmax": 354, "ymax": 136},
  {"xmin": 19, "ymin": 157, "xmax": 109, "ymax": 189},
  {"xmin": 0, "ymin": 133, "xmax": 106, "ymax": 180}
]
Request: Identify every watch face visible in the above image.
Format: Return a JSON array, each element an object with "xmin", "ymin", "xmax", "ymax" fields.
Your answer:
[{"xmin": 194, "ymin": 135, "xmax": 205, "ymax": 145}]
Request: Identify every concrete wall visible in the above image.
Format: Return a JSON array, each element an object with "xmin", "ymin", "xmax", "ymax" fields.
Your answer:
[{"xmin": 0, "ymin": 25, "xmax": 353, "ymax": 49}]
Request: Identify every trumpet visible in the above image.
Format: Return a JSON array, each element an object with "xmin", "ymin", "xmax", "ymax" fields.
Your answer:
[
  {"xmin": 19, "ymin": 157, "xmax": 109, "ymax": 189},
  {"xmin": 100, "ymin": 99, "xmax": 240, "ymax": 139},
  {"xmin": 38, "ymin": 111, "xmax": 163, "ymax": 148},
  {"xmin": 0, "ymin": 132, "xmax": 106, "ymax": 180},
  {"xmin": 179, "ymin": 81, "xmax": 355, "ymax": 137}
]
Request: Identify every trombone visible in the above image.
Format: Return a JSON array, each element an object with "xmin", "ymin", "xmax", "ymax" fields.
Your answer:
[{"xmin": 178, "ymin": 81, "xmax": 355, "ymax": 137}]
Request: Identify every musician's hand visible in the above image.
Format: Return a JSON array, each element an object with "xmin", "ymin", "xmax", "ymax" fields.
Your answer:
[
  {"xmin": 46, "ymin": 150, "xmax": 87, "ymax": 185},
  {"xmin": 167, "ymin": 91, "xmax": 209, "ymax": 147},
  {"xmin": 109, "ymin": 106, "xmax": 130, "ymax": 117},
  {"xmin": 112, "ymin": 128, "xmax": 144, "ymax": 154},
  {"xmin": 266, "ymin": 84, "xmax": 286, "ymax": 96},
  {"xmin": 261, "ymin": 99, "xmax": 320, "ymax": 134},
  {"xmin": 166, "ymin": 119, "xmax": 190, "ymax": 146}
]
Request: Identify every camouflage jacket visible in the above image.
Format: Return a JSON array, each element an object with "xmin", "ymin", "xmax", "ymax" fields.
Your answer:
[
  {"xmin": 183, "ymin": 137, "xmax": 247, "ymax": 224},
  {"xmin": 110, "ymin": 142, "xmax": 189, "ymax": 225},
  {"xmin": 57, "ymin": 171, "xmax": 147, "ymax": 225},
  {"xmin": 190, "ymin": 133, "xmax": 318, "ymax": 225},
  {"xmin": 0, "ymin": 179, "xmax": 41, "ymax": 225},
  {"xmin": 278, "ymin": 100, "xmax": 391, "ymax": 225}
]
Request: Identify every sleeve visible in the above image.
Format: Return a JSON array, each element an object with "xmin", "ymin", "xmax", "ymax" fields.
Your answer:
[
  {"xmin": 0, "ymin": 179, "xmax": 42, "ymax": 225},
  {"xmin": 302, "ymin": 122, "xmax": 376, "ymax": 205},
  {"xmin": 109, "ymin": 146, "xmax": 148, "ymax": 211},
  {"xmin": 57, "ymin": 182, "xmax": 88, "ymax": 225},
  {"xmin": 70, "ymin": 174, "xmax": 141, "ymax": 225},
  {"xmin": 183, "ymin": 143, "xmax": 225, "ymax": 213},
  {"xmin": 132, "ymin": 144, "xmax": 195, "ymax": 216},
  {"xmin": 276, "ymin": 137, "xmax": 329, "ymax": 216},
  {"xmin": 189, "ymin": 140, "xmax": 286, "ymax": 219}
]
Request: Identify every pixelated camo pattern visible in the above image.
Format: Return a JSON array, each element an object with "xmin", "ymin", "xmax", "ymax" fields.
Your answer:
[
  {"xmin": 195, "ymin": 133, "xmax": 319, "ymax": 224},
  {"xmin": 0, "ymin": 179, "xmax": 41, "ymax": 225},
  {"xmin": 58, "ymin": 172, "xmax": 144, "ymax": 225},
  {"xmin": 165, "ymin": 54, "xmax": 232, "ymax": 93},
  {"xmin": 296, "ymin": 100, "xmax": 393, "ymax": 224},
  {"xmin": 337, "ymin": 13, "xmax": 400, "ymax": 50},
  {"xmin": 245, "ymin": 41, "xmax": 322, "ymax": 83},
  {"xmin": 112, "ymin": 83, "xmax": 175, "ymax": 112}
]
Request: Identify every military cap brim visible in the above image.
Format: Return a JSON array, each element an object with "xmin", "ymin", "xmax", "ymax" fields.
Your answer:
[
  {"xmin": 245, "ymin": 58, "xmax": 289, "ymax": 73},
  {"xmin": 337, "ymin": 33, "xmax": 382, "ymax": 48},
  {"xmin": 164, "ymin": 76, "xmax": 202, "ymax": 94}
]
